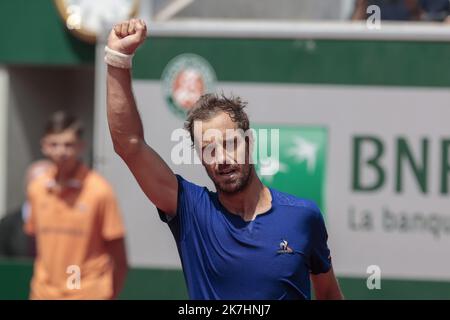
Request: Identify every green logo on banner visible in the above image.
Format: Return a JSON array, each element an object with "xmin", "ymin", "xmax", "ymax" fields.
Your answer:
[
  {"xmin": 253, "ymin": 126, "xmax": 328, "ymax": 218},
  {"xmin": 161, "ymin": 53, "xmax": 217, "ymax": 119}
]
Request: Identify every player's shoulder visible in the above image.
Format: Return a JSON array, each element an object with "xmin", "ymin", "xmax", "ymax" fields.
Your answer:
[
  {"xmin": 176, "ymin": 174, "xmax": 209, "ymax": 194},
  {"xmin": 270, "ymin": 188, "xmax": 321, "ymax": 216}
]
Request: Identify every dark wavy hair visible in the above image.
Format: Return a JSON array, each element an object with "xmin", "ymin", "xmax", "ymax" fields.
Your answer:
[{"xmin": 184, "ymin": 93, "xmax": 250, "ymax": 147}]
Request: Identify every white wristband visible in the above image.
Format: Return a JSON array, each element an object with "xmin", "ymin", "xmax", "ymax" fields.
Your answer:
[{"xmin": 104, "ymin": 46, "xmax": 134, "ymax": 69}]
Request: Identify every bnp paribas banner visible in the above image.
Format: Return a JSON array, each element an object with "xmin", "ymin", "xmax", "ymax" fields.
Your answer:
[
  {"xmin": 97, "ymin": 37, "xmax": 450, "ymax": 287},
  {"xmin": 253, "ymin": 126, "xmax": 328, "ymax": 215}
]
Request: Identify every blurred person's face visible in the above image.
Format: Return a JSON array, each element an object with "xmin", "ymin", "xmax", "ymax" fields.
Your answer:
[
  {"xmin": 41, "ymin": 129, "xmax": 84, "ymax": 172},
  {"xmin": 194, "ymin": 112, "xmax": 253, "ymax": 194}
]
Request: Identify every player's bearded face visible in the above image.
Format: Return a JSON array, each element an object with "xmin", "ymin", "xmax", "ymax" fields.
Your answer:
[
  {"xmin": 195, "ymin": 113, "xmax": 253, "ymax": 194},
  {"xmin": 207, "ymin": 160, "xmax": 253, "ymax": 195}
]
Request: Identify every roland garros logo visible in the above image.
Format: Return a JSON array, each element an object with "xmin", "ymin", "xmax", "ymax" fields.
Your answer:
[{"xmin": 162, "ymin": 53, "xmax": 217, "ymax": 119}]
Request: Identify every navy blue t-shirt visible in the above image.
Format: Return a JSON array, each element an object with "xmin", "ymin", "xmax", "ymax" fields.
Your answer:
[{"xmin": 158, "ymin": 175, "xmax": 332, "ymax": 300}]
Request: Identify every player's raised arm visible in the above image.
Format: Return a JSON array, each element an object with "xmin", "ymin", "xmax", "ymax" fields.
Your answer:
[{"xmin": 106, "ymin": 19, "xmax": 178, "ymax": 216}]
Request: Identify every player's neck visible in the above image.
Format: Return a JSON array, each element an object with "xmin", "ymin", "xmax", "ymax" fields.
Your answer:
[{"xmin": 218, "ymin": 170, "xmax": 272, "ymax": 222}]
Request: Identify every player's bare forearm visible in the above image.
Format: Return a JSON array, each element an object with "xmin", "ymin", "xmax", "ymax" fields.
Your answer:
[
  {"xmin": 107, "ymin": 66, "xmax": 144, "ymax": 157},
  {"xmin": 106, "ymin": 19, "xmax": 147, "ymax": 157},
  {"xmin": 105, "ymin": 20, "xmax": 178, "ymax": 216}
]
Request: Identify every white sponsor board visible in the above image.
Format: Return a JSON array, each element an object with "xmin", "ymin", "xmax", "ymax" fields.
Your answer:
[{"xmin": 95, "ymin": 73, "xmax": 450, "ymax": 280}]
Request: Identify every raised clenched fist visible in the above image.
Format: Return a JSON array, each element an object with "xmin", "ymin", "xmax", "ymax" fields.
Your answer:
[{"xmin": 108, "ymin": 19, "xmax": 147, "ymax": 55}]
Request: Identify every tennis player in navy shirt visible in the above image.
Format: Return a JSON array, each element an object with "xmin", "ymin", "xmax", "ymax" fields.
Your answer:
[{"xmin": 106, "ymin": 19, "xmax": 343, "ymax": 300}]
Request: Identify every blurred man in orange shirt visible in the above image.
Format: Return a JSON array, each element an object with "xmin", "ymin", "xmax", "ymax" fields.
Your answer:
[{"xmin": 25, "ymin": 111, "xmax": 128, "ymax": 300}]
